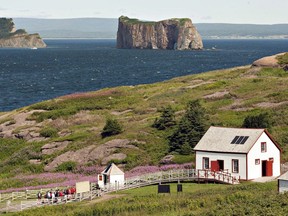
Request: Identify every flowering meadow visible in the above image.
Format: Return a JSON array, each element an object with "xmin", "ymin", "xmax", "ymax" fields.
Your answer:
[{"xmin": 0, "ymin": 163, "xmax": 192, "ymax": 193}]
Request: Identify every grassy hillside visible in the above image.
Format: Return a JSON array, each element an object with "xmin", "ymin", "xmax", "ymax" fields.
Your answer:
[{"xmin": 0, "ymin": 62, "xmax": 288, "ymax": 186}]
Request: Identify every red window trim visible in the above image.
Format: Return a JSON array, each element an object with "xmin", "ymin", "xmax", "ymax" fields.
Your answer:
[{"xmin": 232, "ymin": 159, "xmax": 239, "ymax": 173}]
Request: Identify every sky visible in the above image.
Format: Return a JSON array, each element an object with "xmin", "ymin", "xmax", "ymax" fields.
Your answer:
[{"xmin": 1, "ymin": 0, "xmax": 288, "ymax": 24}]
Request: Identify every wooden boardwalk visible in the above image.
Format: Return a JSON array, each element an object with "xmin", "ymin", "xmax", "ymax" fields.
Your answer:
[{"xmin": 1, "ymin": 169, "xmax": 239, "ymax": 213}]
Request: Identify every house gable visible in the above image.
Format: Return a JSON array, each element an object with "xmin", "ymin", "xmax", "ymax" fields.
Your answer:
[{"xmin": 247, "ymin": 132, "xmax": 281, "ymax": 179}]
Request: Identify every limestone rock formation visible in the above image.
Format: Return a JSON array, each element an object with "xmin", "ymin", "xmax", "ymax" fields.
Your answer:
[
  {"xmin": 0, "ymin": 18, "xmax": 46, "ymax": 48},
  {"xmin": 117, "ymin": 16, "xmax": 203, "ymax": 50}
]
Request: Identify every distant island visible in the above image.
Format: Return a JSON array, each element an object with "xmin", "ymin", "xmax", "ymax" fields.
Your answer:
[
  {"xmin": 12, "ymin": 18, "xmax": 288, "ymax": 39},
  {"xmin": 116, "ymin": 16, "xmax": 203, "ymax": 50},
  {"xmin": 0, "ymin": 18, "xmax": 46, "ymax": 48}
]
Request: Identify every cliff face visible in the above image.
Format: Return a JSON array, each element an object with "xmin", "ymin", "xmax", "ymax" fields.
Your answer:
[
  {"xmin": 117, "ymin": 16, "xmax": 203, "ymax": 50},
  {"xmin": 0, "ymin": 18, "xmax": 46, "ymax": 48},
  {"xmin": 0, "ymin": 34, "xmax": 46, "ymax": 48}
]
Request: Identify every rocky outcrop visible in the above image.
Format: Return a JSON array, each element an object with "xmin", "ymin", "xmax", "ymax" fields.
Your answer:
[
  {"xmin": 117, "ymin": 16, "xmax": 203, "ymax": 50},
  {"xmin": 0, "ymin": 34, "xmax": 46, "ymax": 48},
  {"xmin": 0, "ymin": 18, "xmax": 46, "ymax": 48},
  {"xmin": 44, "ymin": 139, "xmax": 140, "ymax": 171},
  {"xmin": 41, "ymin": 141, "xmax": 71, "ymax": 155},
  {"xmin": 252, "ymin": 52, "xmax": 287, "ymax": 69}
]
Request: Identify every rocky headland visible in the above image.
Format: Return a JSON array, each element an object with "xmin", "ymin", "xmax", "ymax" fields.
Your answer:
[
  {"xmin": 0, "ymin": 18, "xmax": 46, "ymax": 48},
  {"xmin": 252, "ymin": 52, "xmax": 288, "ymax": 71},
  {"xmin": 116, "ymin": 16, "xmax": 203, "ymax": 50}
]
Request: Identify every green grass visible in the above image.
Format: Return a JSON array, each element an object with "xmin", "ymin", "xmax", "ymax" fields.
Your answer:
[
  {"xmin": 7, "ymin": 181, "xmax": 288, "ymax": 216},
  {"xmin": 277, "ymin": 53, "xmax": 288, "ymax": 65}
]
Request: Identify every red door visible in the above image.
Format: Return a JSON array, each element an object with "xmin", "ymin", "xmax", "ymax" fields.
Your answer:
[
  {"xmin": 211, "ymin": 161, "xmax": 220, "ymax": 172},
  {"xmin": 266, "ymin": 160, "xmax": 273, "ymax": 176}
]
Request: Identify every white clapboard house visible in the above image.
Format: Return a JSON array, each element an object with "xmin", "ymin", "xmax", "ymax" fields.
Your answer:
[
  {"xmin": 194, "ymin": 126, "xmax": 281, "ymax": 180},
  {"xmin": 98, "ymin": 163, "xmax": 125, "ymax": 188}
]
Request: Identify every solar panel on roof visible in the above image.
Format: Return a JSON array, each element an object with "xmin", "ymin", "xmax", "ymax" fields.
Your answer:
[
  {"xmin": 235, "ymin": 136, "xmax": 244, "ymax": 144},
  {"xmin": 240, "ymin": 136, "xmax": 249, "ymax": 144},
  {"xmin": 231, "ymin": 136, "xmax": 239, "ymax": 144}
]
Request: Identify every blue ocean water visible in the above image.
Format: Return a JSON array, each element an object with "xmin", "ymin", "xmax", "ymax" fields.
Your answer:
[{"xmin": 0, "ymin": 39, "xmax": 288, "ymax": 111}]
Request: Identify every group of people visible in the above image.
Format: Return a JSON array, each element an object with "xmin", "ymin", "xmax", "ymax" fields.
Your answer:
[{"xmin": 37, "ymin": 187, "xmax": 76, "ymax": 204}]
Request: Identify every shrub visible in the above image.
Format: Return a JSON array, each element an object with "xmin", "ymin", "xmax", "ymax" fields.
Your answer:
[
  {"xmin": 242, "ymin": 113, "xmax": 272, "ymax": 129},
  {"xmin": 56, "ymin": 161, "xmax": 77, "ymax": 172},
  {"xmin": 101, "ymin": 118, "xmax": 123, "ymax": 138},
  {"xmin": 39, "ymin": 127, "xmax": 58, "ymax": 138}
]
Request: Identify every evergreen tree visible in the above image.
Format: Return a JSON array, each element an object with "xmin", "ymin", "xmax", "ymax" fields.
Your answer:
[
  {"xmin": 152, "ymin": 105, "xmax": 176, "ymax": 130},
  {"xmin": 169, "ymin": 100, "xmax": 208, "ymax": 153},
  {"xmin": 101, "ymin": 118, "xmax": 123, "ymax": 138},
  {"xmin": 242, "ymin": 113, "xmax": 271, "ymax": 129}
]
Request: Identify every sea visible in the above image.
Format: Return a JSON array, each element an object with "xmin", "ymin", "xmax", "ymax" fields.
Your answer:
[{"xmin": 0, "ymin": 39, "xmax": 288, "ymax": 112}]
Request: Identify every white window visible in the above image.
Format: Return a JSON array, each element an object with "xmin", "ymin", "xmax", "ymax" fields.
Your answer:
[
  {"xmin": 203, "ymin": 157, "xmax": 209, "ymax": 169},
  {"xmin": 232, "ymin": 159, "xmax": 239, "ymax": 173},
  {"xmin": 255, "ymin": 159, "xmax": 260, "ymax": 165},
  {"xmin": 261, "ymin": 142, "xmax": 267, "ymax": 153}
]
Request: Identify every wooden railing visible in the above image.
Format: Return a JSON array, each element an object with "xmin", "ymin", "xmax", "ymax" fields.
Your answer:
[{"xmin": 2, "ymin": 169, "xmax": 239, "ymax": 213}]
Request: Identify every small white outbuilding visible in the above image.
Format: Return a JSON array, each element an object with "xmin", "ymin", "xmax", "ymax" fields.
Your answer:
[
  {"xmin": 194, "ymin": 126, "xmax": 281, "ymax": 180},
  {"xmin": 97, "ymin": 163, "xmax": 125, "ymax": 188},
  {"xmin": 278, "ymin": 171, "xmax": 288, "ymax": 193}
]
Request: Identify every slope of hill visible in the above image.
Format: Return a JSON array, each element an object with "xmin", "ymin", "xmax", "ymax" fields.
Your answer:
[
  {"xmin": 13, "ymin": 18, "xmax": 288, "ymax": 39},
  {"xmin": 0, "ymin": 54, "xmax": 288, "ymax": 186}
]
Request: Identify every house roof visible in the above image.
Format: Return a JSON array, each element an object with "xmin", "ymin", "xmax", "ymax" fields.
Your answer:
[
  {"xmin": 101, "ymin": 163, "xmax": 124, "ymax": 175},
  {"xmin": 278, "ymin": 171, "xmax": 288, "ymax": 180},
  {"xmin": 194, "ymin": 126, "xmax": 270, "ymax": 153}
]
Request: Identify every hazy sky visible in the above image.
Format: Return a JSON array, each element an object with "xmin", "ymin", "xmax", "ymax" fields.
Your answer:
[{"xmin": 1, "ymin": 0, "xmax": 287, "ymax": 24}]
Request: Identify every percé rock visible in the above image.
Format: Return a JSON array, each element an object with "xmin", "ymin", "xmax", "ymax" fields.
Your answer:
[
  {"xmin": 116, "ymin": 16, "xmax": 203, "ymax": 50},
  {"xmin": 0, "ymin": 18, "xmax": 46, "ymax": 48}
]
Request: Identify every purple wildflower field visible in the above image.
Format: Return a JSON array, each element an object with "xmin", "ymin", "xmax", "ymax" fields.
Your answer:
[
  {"xmin": 0, "ymin": 163, "xmax": 192, "ymax": 193},
  {"xmin": 125, "ymin": 163, "xmax": 193, "ymax": 178},
  {"xmin": 0, "ymin": 173, "xmax": 97, "ymax": 193}
]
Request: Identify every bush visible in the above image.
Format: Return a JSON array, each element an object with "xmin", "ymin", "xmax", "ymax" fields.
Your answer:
[
  {"xmin": 101, "ymin": 118, "xmax": 123, "ymax": 138},
  {"xmin": 152, "ymin": 105, "xmax": 176, "ymax": 130},
  {"xmin": 242, "ymin": 113, "xmax": 272, "ymax": 129},
  {"xmin": 39, "ymin": 127, "xmax": 58, "ymax": 138},
  {"xmin": 56, "ymin": 161, "xmax": 77, "ymax": 172}
]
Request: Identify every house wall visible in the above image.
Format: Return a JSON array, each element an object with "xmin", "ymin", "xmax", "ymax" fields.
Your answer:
[
  {"xmin": 247, "ymin": 132, "xmax": 281, "ymax": 179},
  {"xmin": 110, "ymin": 174, "xmax": 125, "ymax": 186},
  {"xmin": 195, "ymin": 151, "xmax": 246, "ymax": 179},
  {"xmin": 279, "ymin": 179, "xmax": 288, "ymax": 193}
]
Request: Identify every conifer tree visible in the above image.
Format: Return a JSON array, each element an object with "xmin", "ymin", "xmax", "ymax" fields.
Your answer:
[
  {"xmin": 152, "ymin": 105, "xmax": 176, "ymax": 130},
  {"xmin": 169, "ymin": 100, "xmax": 208, "ymax": 153}
]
